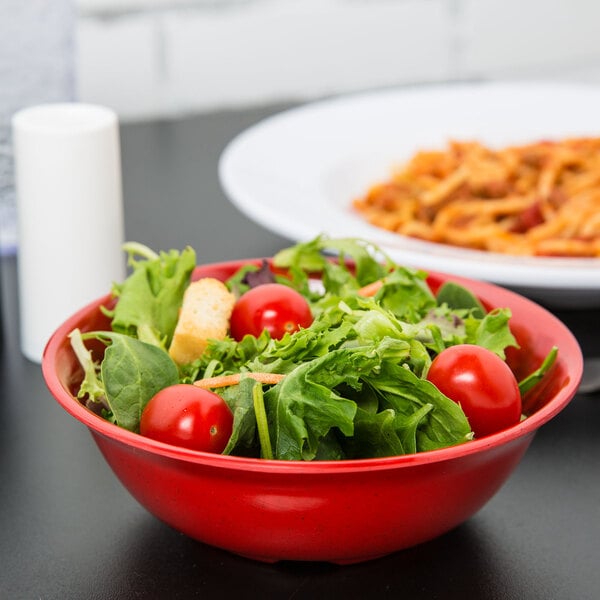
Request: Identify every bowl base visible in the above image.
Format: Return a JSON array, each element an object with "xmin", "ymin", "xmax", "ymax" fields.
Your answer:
[{"xmin": 237, "ymin": 552, "xmax": 389, "ymax": 565}]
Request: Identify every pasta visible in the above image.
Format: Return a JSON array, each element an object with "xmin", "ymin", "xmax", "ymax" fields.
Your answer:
[{"xmin": 352, "ymin": 137, "xmax": 600, "ymax": 257}]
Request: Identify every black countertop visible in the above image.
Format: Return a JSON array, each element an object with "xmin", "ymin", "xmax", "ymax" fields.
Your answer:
[{"xmin": 1, "ymin": 104, "xmax": 599, "ymax": 600}]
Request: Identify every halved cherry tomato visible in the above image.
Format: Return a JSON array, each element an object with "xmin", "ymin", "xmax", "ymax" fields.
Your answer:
[
  {"xmin": 140, "ymin": 384, "xmax": 233, "ymax": 453},
  {"xmin": 230, "ymin": 283, "xmax": 313, "ymax": 341},
  {"xmin": 426, "ymin": 344, "xmax": 521, "ymax": 438}
]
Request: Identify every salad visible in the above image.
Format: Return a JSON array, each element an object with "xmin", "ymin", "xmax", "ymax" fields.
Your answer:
[{"xmin": 69, "ymin": 236, "xmax": 556, "ymax": 461}]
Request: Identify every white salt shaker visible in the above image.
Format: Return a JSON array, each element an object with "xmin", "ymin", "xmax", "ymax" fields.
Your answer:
[{"xmin": 12, "ymin": 103, "xmax": 126, "ymax": 363}]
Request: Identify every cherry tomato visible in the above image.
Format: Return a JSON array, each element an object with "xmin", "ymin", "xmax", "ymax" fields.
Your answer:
[
  {"xmin": 230, "ymin": 283, "xmax": 313, "ymax": 341},
  {"xmin": 140, "ymin": 384, "xmax": 233, "ymax": 453},
  {"xmin": 426, "ymin": 344, "xmax": 522, "ymax": 438}
]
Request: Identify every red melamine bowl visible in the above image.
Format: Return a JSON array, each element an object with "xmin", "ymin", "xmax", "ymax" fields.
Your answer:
[{"xmin": 42, "ymin": 259, "xmax": 583, "ymax": 564}]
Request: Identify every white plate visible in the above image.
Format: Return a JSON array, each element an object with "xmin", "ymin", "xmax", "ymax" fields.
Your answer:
[{"xmin": 219, "ymin": 82, "xmax": 600, "ymax": 308}]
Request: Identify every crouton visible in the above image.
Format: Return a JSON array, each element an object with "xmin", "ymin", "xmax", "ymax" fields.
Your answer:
[{"xmin": 168, "ymin": 277, "xmax": 236, "ymax": 365}]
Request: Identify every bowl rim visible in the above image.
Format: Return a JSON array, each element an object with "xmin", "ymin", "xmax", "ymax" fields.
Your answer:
[{"xmin": 42, "ymin": 258, "xmax": 583, "ymax": 475}]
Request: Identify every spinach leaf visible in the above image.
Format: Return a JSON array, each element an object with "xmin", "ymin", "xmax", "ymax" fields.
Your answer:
[
  {"xmin": 518, "ymin": 346, "xmax": 558, "ymax": 396},
  {"xmin": 98, "ymin": 332, "xmax": 179, "ymax": 431},
  {"xmin": 221, "ymin": 377, "xmax": 260, "ymax": 457},
  {"xmin": 436, "ymin": 281, "xmax": 486, "ymax": 318}
]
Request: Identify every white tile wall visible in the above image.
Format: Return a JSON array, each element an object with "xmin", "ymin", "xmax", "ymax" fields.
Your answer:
[
  {"xmin": 164, "ymin": 0, "xmax": 450, "ymax": 114},
  {"xmin": 460, "ymin": 0, "xmax": 600, "ymax": 77},
  {"xmin": 74, "ymin": 0, "xmax": 600, "ymax": 121},
  {"xmin": 76, "ymin": 14, "xmax": 163, "ymax": 116}
]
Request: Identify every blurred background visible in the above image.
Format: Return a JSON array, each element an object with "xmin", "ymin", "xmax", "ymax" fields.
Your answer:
[{"xmin": 3, "ymin": 0, "xmax": 600, "ymax": 255}]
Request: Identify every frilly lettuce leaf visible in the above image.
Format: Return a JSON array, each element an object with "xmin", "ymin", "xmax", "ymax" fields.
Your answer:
[{"xmin": 107, "ymin": 242, "xmax": 196, "ymax": 349}]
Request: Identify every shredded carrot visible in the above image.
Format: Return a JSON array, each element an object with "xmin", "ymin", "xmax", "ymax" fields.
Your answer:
[
  {"xmin": 193, "ymin": 372, "xmax": 286, "ymax": 389},
  {"xmin": 357, "ymin": 279, "xmax": 385, "ymax": 296}
]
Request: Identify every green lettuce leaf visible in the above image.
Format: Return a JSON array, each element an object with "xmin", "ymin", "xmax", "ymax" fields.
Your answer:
[
  {"xmin": 108, "ymin": 243, "xmax": 196, "ymax": 349},
  {"xmin": 98, "ymin": 331, "xmax": 179, "ymax": 431},
  {"xmin": 264, "ymin": 348, "xmax": 362, "ymax": 460}
]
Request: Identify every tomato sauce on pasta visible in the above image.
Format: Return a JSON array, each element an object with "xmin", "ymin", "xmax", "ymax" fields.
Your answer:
[{"xmin": 352, "ymin": 137, "xmax": 600, "ymax": 257}]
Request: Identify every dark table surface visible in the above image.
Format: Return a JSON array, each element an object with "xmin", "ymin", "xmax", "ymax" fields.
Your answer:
[{"xmin": 1, "ymin": 103, "xmax": 599, "ymax": 600}]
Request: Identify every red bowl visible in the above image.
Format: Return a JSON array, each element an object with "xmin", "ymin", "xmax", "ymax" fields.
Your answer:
[{"xmin": 42, "ymin": 259, "xmax": 583, "ymax": 564}]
